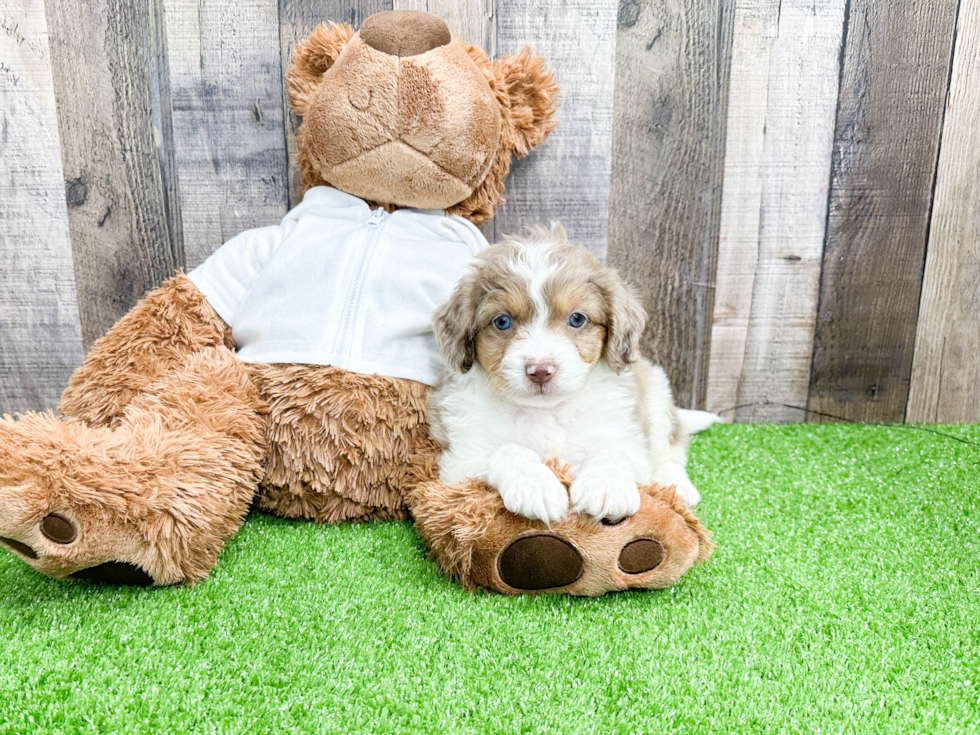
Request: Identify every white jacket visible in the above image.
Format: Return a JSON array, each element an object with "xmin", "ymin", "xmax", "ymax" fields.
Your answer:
[{"xmin": 188, "ymin": 187, "xmax": 487, "ymax": 386}]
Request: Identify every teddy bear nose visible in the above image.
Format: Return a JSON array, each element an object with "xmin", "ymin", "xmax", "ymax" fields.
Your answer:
[{"xmin": 359, "ymin": 10, "xmax": 451, "ymax": 57}]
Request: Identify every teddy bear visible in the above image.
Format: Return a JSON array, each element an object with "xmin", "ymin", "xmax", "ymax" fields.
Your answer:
[{"xmin": 0, "ymin": 10, "xmax": 711, "ymax": 594}]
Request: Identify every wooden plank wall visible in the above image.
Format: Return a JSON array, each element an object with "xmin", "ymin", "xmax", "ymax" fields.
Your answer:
[
  {"xmin": 608, "ymin": 0, "xmax": 733, "ymax": 409},
  {"xmin": 707, "ymin": 0, "xmax": 848, "ymax": 422},
  {"xmin": 0, "ymin": 0, "xmax": 84, "ymax": 413},
  {"xmin": 0, "ymin": 0, "xmax": 977, "ymax": 423},
  {"xmin": 907, "ymin": 0, "xmax": 980, "ymax": 423},
  {"xmin": 808, "ymin": 0, "xmax": 959, "ymax": 424},
  {"xmin": 164, "ymin": 0, "xmax": 289, "ymax": 269}
]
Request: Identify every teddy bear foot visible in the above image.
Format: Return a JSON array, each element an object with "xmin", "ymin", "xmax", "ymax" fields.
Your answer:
[
  {"xmin": 0, "ymin": 516, "xmax": 153, "ymax": 586},
  {"xmin": 0, "ymin": 348, "xmax": 265, "ymax": 586},
  {"xmin": 409, "ymin": 459, "xmax": 714, "ymax": 596},
  {"xmin": 0, "ymin": 412, "xmax": 257, "ymax": 586},
  {"xmin": 490, "ymin": 502, "xmax": 701, "ymax": 595},
  {"xmin": 0, "ymin": 413, "xmax": 157, "ymax": 584}
]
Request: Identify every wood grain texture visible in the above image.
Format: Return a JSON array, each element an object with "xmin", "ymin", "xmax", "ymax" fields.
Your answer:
[
  {"xmin": 706, "ymin": 0, "xmax": 846, "ymax": 423},
  {"xmin": 607, "ymin": 0, "xmax": 734, "ymax": 409},
  {"xmin": 149, "ymin": 0, "xmax": 186, "ymax": 279},
  {"xmin": 807, "ymin": 0, "xmax": 958, "ymax": 423},
  {"xmin": 907, "ymin": 0, "xmax": 980, "ymax": 423},
  {"xmin": 0, "ymin": 1, "xmax": 84, "ymax": 412},
  {"xmin": 164, "ymin": 0, "xmax": 289, "ymax": 269},
  {"xmin": 492, "ymin": 0, "xmax": 617, "ymax": 259},
  {"xmin": 279, "ymin": 0, "xmax": 393, "ymax": 208},
  {"xmin": 704, "ymin": 0, "xmax": 775, "ymax": 419},
  {"xmin": 44, "ymin": 0, "xmax": 181, "ymax": 346}
]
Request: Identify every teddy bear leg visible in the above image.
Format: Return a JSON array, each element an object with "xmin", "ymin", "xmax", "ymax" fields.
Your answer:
[
  {"xmin": 0, "ymin": 346, "xmax": 265, "ymax": 585},
  {"xmin": 251, "ymin": 366, "xmax": 439, "ymax": 524},
  {"xmin": 409, "ymin": 462, "xmax": 713, "ymax": 596},
  {"xmin": 58, "ymin": 272, "xmax": 233, "ymax": 428}
]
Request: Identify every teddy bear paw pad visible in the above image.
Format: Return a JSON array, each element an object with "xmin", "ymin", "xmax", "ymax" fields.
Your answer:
[
  {"xmin": 497, "ymin": 533, "xmax": 584, "ymax": 591},
  {"xmin": 39, "ymin": 513, "xmax": 77, "ymax": 544},
  {"xmin": 618, "ymin": 538, "xmax": 665, "ymax": 574},
  {"xmin": 0, "ymin": 536, "xmax": 38, "ymax": 559}
]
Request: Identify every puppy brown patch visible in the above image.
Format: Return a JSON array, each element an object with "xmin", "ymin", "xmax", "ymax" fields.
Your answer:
[
  {"xmin": 541, "ymin": 251, "xmax": 611, "ymax": 368},
  {"xmin": 475, "ymin": 286, "xmax": 534, "ymax": 331},
  {"xmin": 433, "ymin": 241, "xmax": 528, "ymax": 373},
  {"xmin": 569, "ymin": 322, "xmax": 606, "ymax": 365},
  {"xmin": 474, "ymin": 285, "xmax": 534, "ymax": 392},
  {"xmin": 474, "ymin": 329, "xmax": 511, "ymax": 378}
]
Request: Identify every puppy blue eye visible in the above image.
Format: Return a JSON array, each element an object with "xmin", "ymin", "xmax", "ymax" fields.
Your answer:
[
  {"xmin": 493, "ymin": 315, "xmax": 512, "ymax": 330},
  {"xmin": 568, "ymin": 312, "xmax": 587, "ymax": 328}
]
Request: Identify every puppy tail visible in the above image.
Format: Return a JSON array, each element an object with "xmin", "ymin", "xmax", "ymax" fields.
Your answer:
[{"xmin": 677, "ymin": 409, "xmax": 722, "ymax": 435}]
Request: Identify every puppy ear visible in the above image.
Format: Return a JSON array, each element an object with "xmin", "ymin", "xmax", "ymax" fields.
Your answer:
[
  {"xmin": 287, "ymin": 22, "xmax": 356, "ymax": 117},
  {"xmin": 490, "ymin": 48, "xmax": 560, "ymax": 157},
  {"xmin": 596, "ymin": 268, "xmax": 647, "ymax": 374},
  {"xmin": 433, "ymin": 272, "xmax": 481, "ymax": 373}
]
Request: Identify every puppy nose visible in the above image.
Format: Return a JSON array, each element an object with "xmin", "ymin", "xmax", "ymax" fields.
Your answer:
[
  {"xmin": 526, "ymin": 361, "xmax": 557, "ymax": 386},
  {"xmin": 359, "ymin": 11, "xmax": 452, "ymax": 57}
]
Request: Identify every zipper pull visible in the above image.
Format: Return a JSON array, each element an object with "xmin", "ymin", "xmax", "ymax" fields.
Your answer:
[{"xmin": 366, "ymin": 208, "xmax": 389, "ymax": 227}]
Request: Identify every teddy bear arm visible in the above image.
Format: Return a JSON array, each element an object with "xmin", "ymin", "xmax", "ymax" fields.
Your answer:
[{"xmin": 59, "ymin": 272, "xmax": 234, "ymax": 427}]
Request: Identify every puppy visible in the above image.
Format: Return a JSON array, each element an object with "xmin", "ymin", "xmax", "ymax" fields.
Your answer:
[{"xmin": 428, "ymin": 224, "xmax": 718, "ymax": 523}]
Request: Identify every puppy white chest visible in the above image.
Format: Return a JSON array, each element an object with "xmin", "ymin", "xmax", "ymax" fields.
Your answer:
[
  {"xmin": 435, "ymin": 366, "xmax": 653, "ymax": 484},
  {"xmin": 503, "ymin": 397, "xmax": 631, "ymax": 468}
]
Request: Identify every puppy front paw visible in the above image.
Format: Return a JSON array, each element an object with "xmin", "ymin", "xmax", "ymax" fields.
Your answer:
[
  {"xmin": 497, "ymin": 466, "xmax": 569, "ymax": 524},
  {"xmin": 652, "ymin": 465, "xmax": 701, "ymax": 506},
  {"xmin": 570, "ymin": 471, "xmax": 641, "ymax": 521}
]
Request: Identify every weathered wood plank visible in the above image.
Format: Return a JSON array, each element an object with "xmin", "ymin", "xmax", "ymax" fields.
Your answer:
[
  {"xmin": 492, "ymin": 0, "xmax": 617, "ymax": 259},
  {"xmin": 706, "ymin": 0, "xmax": 846, "ymax": 422},
  {"xmin": 0, "ymin": 1, "xmax": 84, "ymax": 412},
  {"xmin": 44, "ymin": 0, "xmax": 181, "ymax": 346},
  {"xmin": 164, "ymin": 0, "xmax": 289, "ymax": 268},
  {"xmin": 704, "ymin": 0, "xmax": 775, "ymax": 419},
  {"xmin": 807, "ymin": 0, "xmax": 958, "ymax": 424},
  {"xmin": 907, "ymin": 0, "xmax": 980, "ymax": 423},
  {"xmin": 607, "ymin": 0, "xmax": 734, "ymax": 409},
  {"xmin": 148, "ymin": 0, "xmax": 186, "ymax": 278},
  {"xmin": 279, "ymin": 0, "xmax": 393, "ymax": 208}
]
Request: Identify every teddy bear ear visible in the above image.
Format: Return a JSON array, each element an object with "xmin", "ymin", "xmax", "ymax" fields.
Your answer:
[
  {"xmin": 287, "ymin": 22, "xmax": 356, "ymax": 118},
  {"xmin": 490, "ymin": 48, "xmax": 560, "ymax": 157}
]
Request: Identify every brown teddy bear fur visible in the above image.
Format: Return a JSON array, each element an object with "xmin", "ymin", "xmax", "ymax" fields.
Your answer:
[
  {"xmin": 0, "ymin": 12, "xmax": 712, "ymax": 595},
  {"xmin": 0, "ymin": 346, "xmax": 264, "ymax": 584},
  {"xmin": 1, "ymin": 272, "xmax": 439, "ymax": 584},
  {"xmin": 409, "ymin": 460, "xmax": 713, "ymax": 595},
  {"xmin": 251, "ymin": 362, "xmax": 439, "ymax": 524}
]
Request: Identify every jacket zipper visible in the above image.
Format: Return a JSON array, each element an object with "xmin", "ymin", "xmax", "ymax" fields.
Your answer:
[{"xmin": 334, "ymin": 208, "xmax": 389, "ymax": 364}]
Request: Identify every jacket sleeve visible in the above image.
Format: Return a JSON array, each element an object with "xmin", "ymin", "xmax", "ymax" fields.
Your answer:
[{"xmin": 187, "ymin": 224, "xmax": 285, "ymax": 328}]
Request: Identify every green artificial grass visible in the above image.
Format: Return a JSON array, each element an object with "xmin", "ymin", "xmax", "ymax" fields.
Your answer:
[{"xmin": 1, "ymin": 423, "xmax": 978, "ymax": 734}]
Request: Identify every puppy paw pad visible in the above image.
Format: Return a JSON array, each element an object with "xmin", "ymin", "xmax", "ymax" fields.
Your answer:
[
  {"xmin": 40, "ymin": 514, "xmax": 77, "ymax": 544},
  {"xmin": 618, "ymin": 538, "xmax": 665, "ymax": 574},
  {"xmin": 69, "ymin": 562, "xmax": 153, "ymax": 586},
  {"xmin": 497, "ymin": 533, "xmax": 583, "ymax": 591}
]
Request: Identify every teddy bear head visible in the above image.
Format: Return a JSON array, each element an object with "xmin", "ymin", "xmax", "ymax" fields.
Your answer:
[{"xmin": 287, "ymin": 10, "xmax": 559, "ymax": 224}]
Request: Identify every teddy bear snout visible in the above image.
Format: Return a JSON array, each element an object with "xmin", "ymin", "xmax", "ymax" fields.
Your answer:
[{"xmin": 359, "ymin": 10, "xmax": 451, "ymax": 58}]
